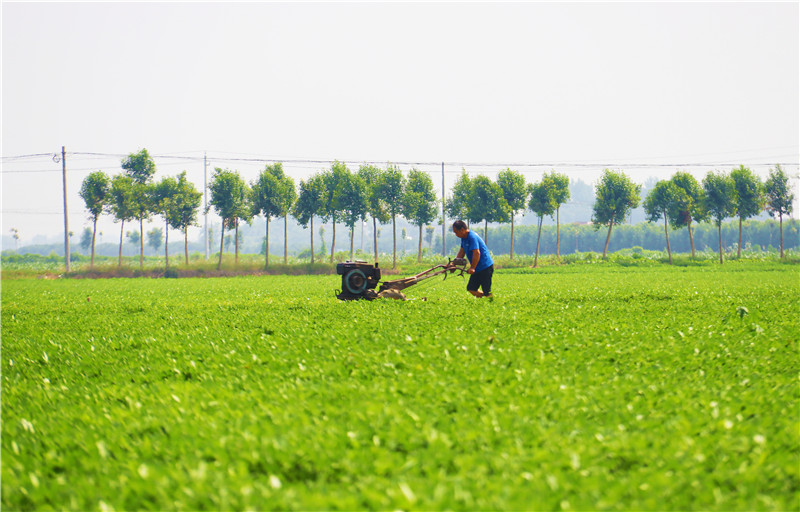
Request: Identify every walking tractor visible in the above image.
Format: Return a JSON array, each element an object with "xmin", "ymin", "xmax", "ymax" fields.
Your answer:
[{"xmin": 335, "ymin": 258, "xmax": 468, "ymax": 301}]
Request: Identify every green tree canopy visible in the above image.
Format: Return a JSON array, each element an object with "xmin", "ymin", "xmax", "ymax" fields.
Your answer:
[
  {"xmin": 730, "ymin": 165, "xmax": 764, "ymax": 257},
  {"xmin": 467, "ymin": 175, "xmax": 509, "ymax": 242},
  {"xmin": 541, "ymin": 171, "xmax": 570, "ymax": 257},
  {"xmin": 320, "ymin": 161, "xmax": 350, "ymax": 262},
  {"xmin": 358, "ymin": 164, "xmax": 390, "ymax": 262},
  {"xmin": 293, "ymin": 173, "xmax": 326, "ymax": 263},
  {"xmin": 764, "ymin": 164, "xmax": 794, "ymax": 258},
  {"xmin": 703, "ymin": 170, "xmax": 736, "ymax": 263},
  {"xmin": 643, "ymin": 180, "xmax": 681, "ymax": 264},
  {"xmin": 402, "ymin": 169, "xmax": 438, "ymax": 262},
  {"xmin": 121, "ymin": 148, "xmax": 156, "ymax": 185},
  {"xmin": 669, "ymin": 171, "xmax": 706, "ymax": 258},
  {"xmin": 497, "ymin": 168, "xmax": 528, "ymax": 259},
  {"xmin": 79, "ymin": 171, "xmax": 111, "ymax": 268},
  {"xmin": 445, "ymin": 170, "xmax": 473, "ymax": 223},
  {"xmin": 528, "ymin": 179, "xmax": 557, "ymax": 267},
  {"xmin": 377, "ymin": 164, "xmax": 406, "ymax": 268},
  {"xmin": 338, "ymin": 170, "xmax": 368, "ymax": 260},
  {"xmin": 592, "ymin": 169, "xmax": 641, "ymax": 258},
  {"xmin": 209, "ymin": 168, "xmax": 249, "ymax": 269},
  {"xmin": 170, "ymin": 172, "xmax": 202, "ymax": 265}
]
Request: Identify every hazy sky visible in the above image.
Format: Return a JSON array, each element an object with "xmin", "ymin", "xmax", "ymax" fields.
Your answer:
[{"xmin": 2, "ymin": 1, "xmax": 798, "ymax": 244}]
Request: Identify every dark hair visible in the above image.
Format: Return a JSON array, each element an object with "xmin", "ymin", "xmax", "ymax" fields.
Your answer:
[{"xmin": 452, "ymin": 220, "xmax": 467, "ymax": 231}]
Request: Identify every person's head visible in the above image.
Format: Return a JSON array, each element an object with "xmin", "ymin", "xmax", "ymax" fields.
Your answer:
[{"xmin": 452, "ymin": 220, "xmax": 469, "ymax": 238}]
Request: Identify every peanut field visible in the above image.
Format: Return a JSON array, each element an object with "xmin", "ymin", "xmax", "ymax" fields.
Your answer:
[{"xmin": 2, "ymin": 262, "xmax": 798, "ymax": 510}]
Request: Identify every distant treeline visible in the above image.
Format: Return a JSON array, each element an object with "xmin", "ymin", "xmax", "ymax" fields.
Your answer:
[
  {"xmin": 468, "ymin": 218, "xmax": 800, "ymax": 256},
  {"xmin": 6, "ymin": 219, "xmax": 797, "ymax": 260}
]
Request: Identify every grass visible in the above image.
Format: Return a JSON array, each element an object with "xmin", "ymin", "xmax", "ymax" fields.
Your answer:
[{"xmin": 2, "ymin": 263, "xmax": 799, "ymax": 510}]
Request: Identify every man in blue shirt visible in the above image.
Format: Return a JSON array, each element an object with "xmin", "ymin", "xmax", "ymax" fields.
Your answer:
[{"xmin": 453, "ymin": 220, "xmax": 494, "ymax": 299}]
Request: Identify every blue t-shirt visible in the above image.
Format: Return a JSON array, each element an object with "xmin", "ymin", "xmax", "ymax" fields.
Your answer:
[{"xmin": 460, "ymin": 230, "xmax": 493, "ymax": 272}]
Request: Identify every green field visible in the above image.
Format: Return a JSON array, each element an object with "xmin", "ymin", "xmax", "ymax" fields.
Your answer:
[{"xmin": 2, "ymin": 263, "xmax": 799, "ymax": 510}]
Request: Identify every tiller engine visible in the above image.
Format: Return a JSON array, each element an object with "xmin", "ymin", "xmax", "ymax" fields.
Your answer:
[{"xmin": 336, "ymin": 258, "xmax": 468, "ymax": 301}]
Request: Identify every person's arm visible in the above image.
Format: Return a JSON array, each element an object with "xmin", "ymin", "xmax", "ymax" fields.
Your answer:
[
  {"xmin": 469, "ymin": 248, "xmax": 480, "ymax": 274},
  {"xmin": 456, "ymin": 247, "xmax": 465, "ymax": 259}
]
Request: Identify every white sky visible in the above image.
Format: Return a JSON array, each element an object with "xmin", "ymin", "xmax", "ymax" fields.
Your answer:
[{"xmin": 2, "ymin": 1, "xmax": 799, "ymax": 245}]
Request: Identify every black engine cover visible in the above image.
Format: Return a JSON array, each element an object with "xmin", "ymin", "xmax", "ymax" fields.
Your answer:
[{"xmin": 336, "ymin": 261, "xmax": 381, "ymax": 300}]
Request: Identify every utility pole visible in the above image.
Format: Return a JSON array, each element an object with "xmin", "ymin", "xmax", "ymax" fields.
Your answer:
[
  {"xmin": 441, "ymin": 162, "xmax": 446, "ymax": 256},
  {"xmin": 61, "ymin": 146, "xmax": 70, "ymax": 272},
  {"xmin": 204, "ymin": 152, "xmax": 209, "ymax": 260}
]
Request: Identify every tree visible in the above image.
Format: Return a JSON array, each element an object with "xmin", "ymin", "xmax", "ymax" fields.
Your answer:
[
  {"xmin": 402, "ymin": 169, "xmax": 438, "ymax": 263},
  {"xmin": 702, "ymin": 170, "xmax": 736, "ymax": 264},
  {"xmin": 279, "ymin": 173, "xmax": 297, "ymax": 265},
  {"xmin": 252, "ymin": 163, "xmax": 290, "ymax": 268},
  {"xmin": 127, "ymin": 230, "xmax": 140, "ymax": 246},
  {"xmin": 445, "ymin": 170, "xmax": 473, "ymax": 226},
  {"xmin": 358, "ymin": 164, "xmax": 390, "ymax": 263},
  {"xmin": 121, "ymin": 149, "xmax": 157, "ymax": 268},
  {"xmin": 10, "ymin": 228, "xmax": 19, "ymax": 250},
  {"xmin": 79, "ymin": 171, "xmax": 111, "ymax": 268},
  {"xmin": 208, "ymin": 168, "xmax": 249, "ymax": 270},
  {"xmin": 152, "ymin": 176, "xmax": 180, "ymax": 268},
  {"xmin": 467, "ymin": 175, "xmax": 509, "ymax": 244},
  {"xmin": 542, "ymin": 171, "xmax": 570, "ymax": 258},
  {"xmin": 643, "ymin": 180, "xmax": 680, "ymax": 264},
  {"xmin": 170, "ymin": 172, "xmax": 202, "ymax": 265},
  {"xmin": 764, "ymin": 164, "xmax": 794, "ymax": 258},
  {"xmin": 147, "ymin": 227, "xmax": 163, "ymax": 255},
  {"xmin": 528, "ymin": 180, "xmax": 556, "ymax": 268},
  {"xmin": 110, "ymin": 175, "xmax": 137, "ymax": 267},
  {"xmin": 730, "ymin": 165, "xmax": 764, "ymax": 258},
  {"xmin": 293, "ymin": 173, "xmax": 326, "ymax": 264},
  {"xmin": 425, "ymin": 225, "xmax": 435, "ymax": 248},
  {"xmin": 496, "ymin": 168, "xmax": 528, "ymax": 260},
  {"xmin": 377, "ymin": 164, "xmax": 406, "ymax": 269},
  {"xmin": 338, "ymin": 170, "xmax": 368, "ymax": 261},
  {"xmin": 80, "ymin": 227, "xmax": 93, "ymax": 255},
  {"xmin": 321, "ymin": 161, "xmax": 349, "ymax": 264},
  {"xmin": 591, "ymin": 169, "xmax": 641, "ymax": 259},
  {"xmin": 669, "ymin": 172, "xmax": 707, "ymax": 258}
]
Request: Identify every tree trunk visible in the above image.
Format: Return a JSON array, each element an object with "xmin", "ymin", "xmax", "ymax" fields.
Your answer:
[
  {"xmin": 118, "ymin": 219, "xmax": 125, "ymax": 268},
  {"xmin": 418, "ymin": 224, "xmax": 423, "ymax": 263},
  {"xmin": 484, "ymin": 219, "xmax": 488, "ymax": 244},
  {"xmin": 663, "ymin": 212, "xmax": 672, "ymax": 265},
  {"xmin": 392, "ymin": 214, "xmax": 397, "ymax": 269},
  {"xmin": 91, "ymin": 217, "xmax": 97, "ymax": 269},
  {"xmin": 284, "ymin": 214, "xmax": 288, "ymax": 265},
  {"xmin": 779, "ymin": 213, "xmax": 784, "ymax": 258},
  {"xmin": 310, "ymin": 216, "xmax": 315, "ymax": 264},
  {"xmin": 164, "ymin": 219, "xmax": 169, "ymax": 269},
  {"xmin": 139, "ymin": 217, "xmax": 144, "ymax": 269},
  {"xmin": 556, "ymin": 207, "xmax": 561, "ymax": 259},
  {"xmin": 688, "ymin": 219, "xmax": 695, "ymax": 258},
  {"xmin": 330, "ymin": 215, "xmax": 336, "ymax": 264},
  {"xmin": 373, "ymin": 217, "xmax": 378, "ymax": 264},
  {"xmin": 184, "ymin": 225, "xmax": 189, "ymax": 265},
  {"xmin": 218, "ymin": 219, "xmax": 225, "ymax": 270},
  {"xmin": 265, "ymin": 217, "xmax": 270, "ymax": 269},
  {"xmin": 534, "ymin": 216, "xmax": 543, "ymax": 268},
  {"xmin": 234, "ymin": 218, "xmax": 239, "ymax": 265},
  {"xmin": 510, "ymin": 214, "xmax": 515, "ymax": 260},
  {"xmin": 737, "ymin": 216, "xmax": 743, "ymax": 258},
  {"xmin": 349, "ymin": 224, "xmax": 355, "ymax": 261},
  {"xmin": 718, "ymin": 222, "xmax": 724, "ymax": 264},
  {"xmin": 603, "ymin": 219, "xmax": 614, "ymax": 259}
]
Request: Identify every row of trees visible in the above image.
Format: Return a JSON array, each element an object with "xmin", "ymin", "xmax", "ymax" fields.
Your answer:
[
  {"xmin": 641, "ymin": 165, "xmax": 794, "ymax": 264},
  {"xmin": 78, "ymin": 149, "xmax": 202, "ymax": 268},
  {"xmin": 80, "ymin": 148, "xmax": 795, "ymax": 269},
  {"xmin": 208, "ymin": 162, "xmax": 439, "ymax": 270}
]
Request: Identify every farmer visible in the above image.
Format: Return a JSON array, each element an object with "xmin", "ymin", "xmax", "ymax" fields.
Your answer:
[{"xmin": 452, "ymin": 220, "xmax": 494, "ymax": 299}]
